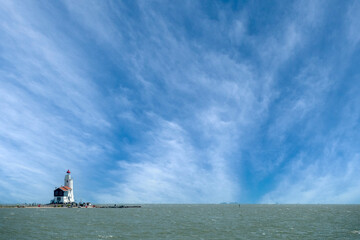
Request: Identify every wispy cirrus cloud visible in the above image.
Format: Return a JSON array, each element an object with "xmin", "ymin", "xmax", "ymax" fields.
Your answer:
[
  {"xmin": 259, "ymin": 0, "xmax": 360, "ymax": 203},
  {"xmin": 87, "ymin": 6, "xmax": 268, "ymax": 202},
  {"xmin": 1, "ymin": 0, "xmax": 359, "ymax": 204},
  {"xmin": 0, "ymin": 1, "xmax": 111, "ymax": 203},
  {"xmin": 99, "ymin": 117, "xmax": 238, "ymax": 203}
]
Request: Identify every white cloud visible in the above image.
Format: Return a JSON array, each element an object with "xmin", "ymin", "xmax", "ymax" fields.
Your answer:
[
  {"xmin": 261, "ymin": 75, "xmax": 360, "ymax": 203},
  {"xmin": 96, "ymin": 117, "xmax": 238, "ymax": 203},
  {"xmin": 0, "ymin": 1, "xmax": 110, "ymax": 203},
  {"xmin": 346, "ymin": 1, "xmax": 360, "ymax": 47},
  {"xmin": 1, "ymin": 0, "xmax": 359, "ymax": 204},
  {"xmin": 261, "ymin": 153, "xmax": 360, "ymax": 203},
  {"xmin": 62, "ymin": 1, "xmax": 272, "ymax": 203}
]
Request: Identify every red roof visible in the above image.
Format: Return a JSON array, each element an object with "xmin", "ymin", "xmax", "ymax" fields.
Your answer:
[
  {"xmin": 67, "ymin": 169, "xmax": 71, "ymax": 174},
  {"xmin": 59, "ymin": 186, "xmax": 72, "ymax": 191}
]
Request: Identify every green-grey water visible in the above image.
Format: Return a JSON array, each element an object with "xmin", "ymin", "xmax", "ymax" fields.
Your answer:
[{"xmin": 1, "ymin": 204, "xmax": 360, "ymax": 239}]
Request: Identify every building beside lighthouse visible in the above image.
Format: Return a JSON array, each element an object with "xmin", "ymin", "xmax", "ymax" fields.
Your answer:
[{"xmin": 52, "ymin": 170, "xmax": 75, "ymax": 204}]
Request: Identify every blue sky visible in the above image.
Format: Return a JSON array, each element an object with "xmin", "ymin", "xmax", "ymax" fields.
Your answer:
[{"xmin": 1, "ymin": 0, "xmax": 360, "ymax": 204}]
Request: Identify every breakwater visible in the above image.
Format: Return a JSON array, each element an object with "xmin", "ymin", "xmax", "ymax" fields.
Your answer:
[
  {"xmin": 0, "ymin": 204, "xmax": 141, "ymax": 208},
  {"xmin": 98, "ymin": 204, "xmax": 141, "ymax": 208}
]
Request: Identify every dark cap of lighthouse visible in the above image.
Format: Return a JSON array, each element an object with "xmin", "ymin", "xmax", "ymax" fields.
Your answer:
[{"xmin": 67, "ymin": 169, "xmax": 71, "ymax": 174}]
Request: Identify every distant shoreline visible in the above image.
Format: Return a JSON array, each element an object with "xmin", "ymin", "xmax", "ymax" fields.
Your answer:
[
  {"xmin": 0, "ymin": 204, "xmax": 142, "ymax": 209},
  {"xmin": 1, "ymin": 203, "xmax": 359, "ymax": 208}
]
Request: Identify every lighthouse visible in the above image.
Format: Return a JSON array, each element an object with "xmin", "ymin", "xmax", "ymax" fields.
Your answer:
[
  {"xmin": 52, "ymin": 170, "xmax": 75, "ymax": 204},
  {"xmin": 64, "ymin": 170, "xmax": 74, "ymax": 202}
]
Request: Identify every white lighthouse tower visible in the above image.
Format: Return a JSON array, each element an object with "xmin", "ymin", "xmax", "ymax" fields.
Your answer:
[{"xmin": 64, "ymin": 169, "xmax": 75, "ymax": 202}]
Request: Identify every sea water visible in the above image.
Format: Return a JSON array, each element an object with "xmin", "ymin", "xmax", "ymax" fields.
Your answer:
[{"xmin": 1, "ymin": 204, "xmax": 360, "ymax": 239}]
